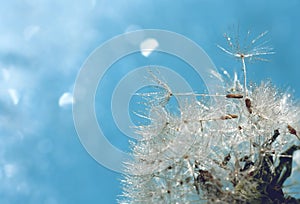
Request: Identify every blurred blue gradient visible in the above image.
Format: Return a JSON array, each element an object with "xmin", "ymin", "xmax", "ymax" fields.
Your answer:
[{"xmin": 1, "ymin": 1, "xmax": 300, "ymax": 203}]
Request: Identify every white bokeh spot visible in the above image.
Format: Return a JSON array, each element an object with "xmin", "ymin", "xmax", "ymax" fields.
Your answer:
[
  {"xmin": 59, "ymin": 92, "xmax": 74, "ymax": 107},
  {"xmin": 8, "ymin": 88, "xmax": 19, "ymax": 105},
  {"xmin": 140, "ymin": 38, "xmax": 159, "ymax": 57},
  {"xmin": 4, "ymin": 164, "xmax": 17, "ymax": 179}
]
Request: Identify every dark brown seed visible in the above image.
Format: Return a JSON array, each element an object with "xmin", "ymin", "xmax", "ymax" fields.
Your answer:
[
  {"xmin": 220, "ymin": 115, "xmax": 231, "ymax": 120},
  {"xmin": 222, "ymin": 153, "xmax": 231, "ymax": 166},
  {"xmin": 245, "ymin": 98, "xmax": 253, "ymax": 114},
  {"xmin": 245, "ymin": 98, "xmax": 251, "ymax": 108},
  {"xmin": 288, "ymin": 125, "xmax": 297, "ymax": 136},
  {"xmin": 226, "ymin": 93, "xmax": 244, "ymax": 99},
  {"xmin": 228, "ymin": 114, "xmax": 238, "ymax": 118},
  {"xmin": 220, "ymin": 114, "xmax": 238, "ymax": 120}
]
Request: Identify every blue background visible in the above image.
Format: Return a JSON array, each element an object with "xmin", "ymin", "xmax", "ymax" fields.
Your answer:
[{"xmin": 1, "ymin": 1, "xmax": 300, "ymax": 203}]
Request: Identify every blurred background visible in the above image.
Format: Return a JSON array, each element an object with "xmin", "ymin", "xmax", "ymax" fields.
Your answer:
[{"xmin": 1, "ymin": 1, "xmax": 300, "ymax": 203}]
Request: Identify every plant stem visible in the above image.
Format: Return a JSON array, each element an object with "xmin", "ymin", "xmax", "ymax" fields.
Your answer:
[{"xmin": 241, "ymin": 57, "xmax": 248, "ymax": 97}]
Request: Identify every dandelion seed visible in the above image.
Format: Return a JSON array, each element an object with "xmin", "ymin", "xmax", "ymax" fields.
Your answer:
[
  {"xmin": 220, "ymin": 114, "xmax": 238, "ymax": 120},
  {"xmin": 245, "ymin": 98, "xmax": 253, "ymax": 114},
  {"xmin": 226, "ymin": 93, "xmax": 244, "ymax": 99},
  {"xmin": 218, "ymin": 29, "xmax": 275, "ymax": 97},
  {"xmin": 287, "ymin": 125, "xmax": 300, "ymax": 140}
]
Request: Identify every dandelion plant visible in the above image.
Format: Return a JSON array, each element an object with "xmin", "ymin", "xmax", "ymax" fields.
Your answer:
[{"xmin": 119, "ymin": 30, "xmax": 300, "ymax": 203}]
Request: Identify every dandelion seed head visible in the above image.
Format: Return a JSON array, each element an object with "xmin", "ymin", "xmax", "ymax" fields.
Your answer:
[
  {"xmin": 120, "ymin": 69, "xmax": 300, "ymax": 203},
  {"xmin": 120, "ymin": 30, "xmax": 300, "ymax": 203}
]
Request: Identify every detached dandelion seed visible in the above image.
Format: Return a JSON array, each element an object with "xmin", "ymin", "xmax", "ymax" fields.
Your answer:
[{"xmin": 218, "ymin": 30, "xmax": 275, "ymax": 97}]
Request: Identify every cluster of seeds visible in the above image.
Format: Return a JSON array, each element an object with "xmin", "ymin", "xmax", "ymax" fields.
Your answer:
[{"xmin": 119, "ymin": 31, "xmax": 300, "ymax": 203}]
